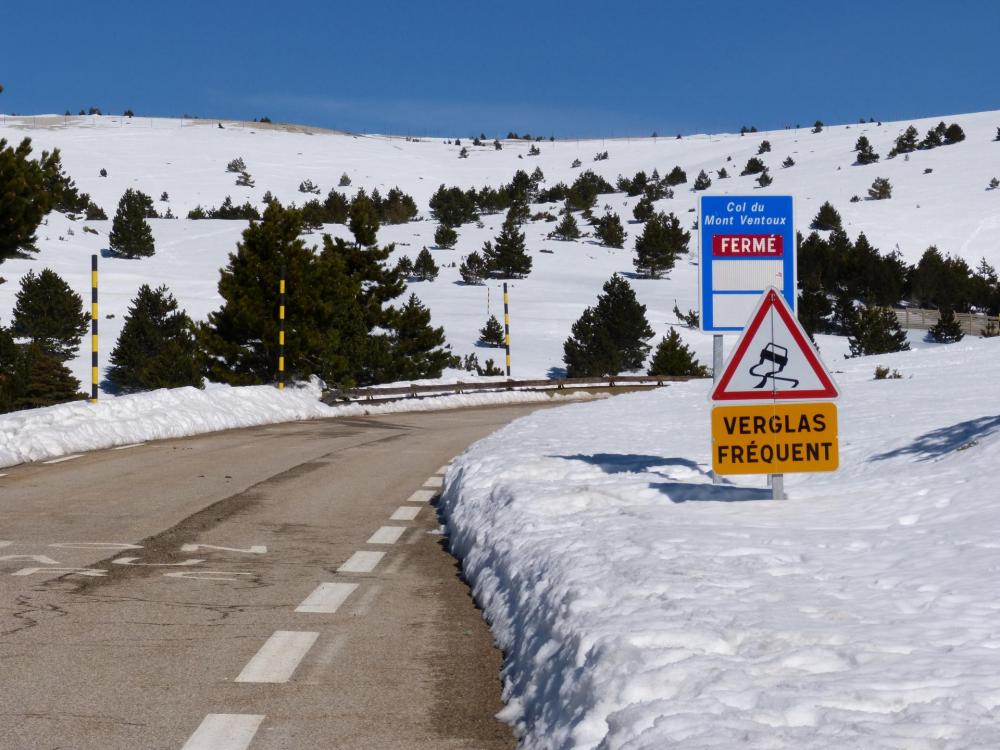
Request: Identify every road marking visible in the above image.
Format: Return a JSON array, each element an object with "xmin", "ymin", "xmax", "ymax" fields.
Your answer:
[
  {"xmin": 111, "ymin": 442, "xmax": 145, "ymax": 451},
  {"xmin": 337, "ymin": 550, "xmax": 385, "ymax": 574},
  {"xmin": 436, "ymin": 464, "xmax": 451, "ymax": 475},
  {"xmin": 11, "ymin": 567, "xmax": 107, "ymax": 577},
  {"xmin": 180, "ymin": 544, "xmax": 267, "ymax": 555},
  {"xmin": 367, "ymin": 526, "xmax": 406, "ymax": 545},
  {"xmin": 423, "ymin": 475, "xmax": 444, "ymax": 489},
  {"xmin": 235, "ymin": 631, "xmax": 319, "ymax": 683},
  {"xmin": 164, "ymin": 570, "xmax": 255, "ymax": 582},
  {"xmin": 407, "ymin": 488, "xmax": 437, "ymax": 503},
  {"xmin": 295, "ymin": 582, "xmax": 358, "ymax": 613},
  {"xmin": 390, "ymin": 506, "xmax": 421, "ymax": 521},
  {"xmin": 182, "ymin": 713, "xmax": 265, "ymax": 750},
  {"xmin": 0, "ymin": 473, "xmax": 7, "ymax": 478},
  {"xmin": 42, "ymin": 454, "xmax": 83, "ymax": 464}
]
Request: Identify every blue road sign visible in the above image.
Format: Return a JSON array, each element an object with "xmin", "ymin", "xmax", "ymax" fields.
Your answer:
[{"xmin": 699, "ymin": 195, "xmax": 796, "ymax": 332}]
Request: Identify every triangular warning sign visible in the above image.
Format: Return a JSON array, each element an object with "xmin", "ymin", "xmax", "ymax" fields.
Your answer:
[{"xmin": 711, "ymin": 288, "xmax": 839, "ymax": 402}]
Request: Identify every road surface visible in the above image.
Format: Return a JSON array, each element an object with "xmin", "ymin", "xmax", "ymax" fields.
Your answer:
[{"xmin": 0, "ymin": 405, "xmax": 548, "ymax": 749}]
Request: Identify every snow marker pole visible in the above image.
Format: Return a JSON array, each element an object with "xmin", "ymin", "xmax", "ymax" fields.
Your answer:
[
  {"xmin": 278, "ymin": 266, "xmax": 285, "ymax": 391},
  {"xmin": 503, "ymin": 282, "xmax": 511, "ymax": 377},
  {"xmin": 91, "ymin": 254, "xmax": 98, "ymax": 403}
]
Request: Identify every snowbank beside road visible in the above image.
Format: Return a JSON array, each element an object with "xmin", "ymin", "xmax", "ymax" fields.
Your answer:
[
  {"xmin": 441, "ymin": 338, "xmax": 1000, "ymax": 749},
  {"xmin": 0, "ymin": 381, "xmax": 598, "ymax": 469}
]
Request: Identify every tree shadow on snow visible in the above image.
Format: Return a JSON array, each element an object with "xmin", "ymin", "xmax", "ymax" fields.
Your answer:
[
  {"xmin": 870, "ymin": 415, "xmax": 1000, "ymax": 462},
  {"xmin": 552, "ymin": 453, "xmax": 771, "ymax": 503}
]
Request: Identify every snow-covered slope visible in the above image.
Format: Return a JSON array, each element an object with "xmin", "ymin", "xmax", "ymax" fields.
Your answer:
[
  {"xmin": 441, "ymin": 338, "xmax": 1000, "ymax": 749},
  {"xmin": 1, "ymin": 111, "xmax": 998, "ymax": 387}
]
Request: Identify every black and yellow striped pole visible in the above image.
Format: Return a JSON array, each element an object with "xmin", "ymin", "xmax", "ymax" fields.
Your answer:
[
  {"xmin": 90, "ymin": 254, "xmax": 98, "ymax": 402},
  {"xmin": 503, "ymin": 282, "xmax": 511, "ymax": 377},
  {"xmin": 278, "ymin": 266, "xmax": 285, "ymax": 390}
]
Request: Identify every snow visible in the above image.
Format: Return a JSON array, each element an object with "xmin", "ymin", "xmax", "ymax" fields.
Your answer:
[
  {"xmin": 1, "ymin": 111, "xmax": 998, "ymax": 388},
  {"xmin": 441, "ymin": 338, "xmax": 1000, "ymax": 749},
  {"xmin": 0, "ymin": 381, "xmax": 600, "ymax": 469}
]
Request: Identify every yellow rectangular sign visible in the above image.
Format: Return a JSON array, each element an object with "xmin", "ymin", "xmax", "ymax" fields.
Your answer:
[{"xmin": 712, "ymin": 402, "xmax": 838, "ymax": 475}]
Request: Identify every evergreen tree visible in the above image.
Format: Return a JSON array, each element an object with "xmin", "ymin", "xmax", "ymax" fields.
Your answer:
[
  {"xmin": 648, "ymin": 328, "xmax": 708, "ymax": 376},
  {"xmin": 665, "ymin": 166, "xmax": 687, "ymax": 185},
  {"xmin": 798, "ymin": 285, "xmax": 834, "ymax": 337},
  {"xmin": 550, "ymin": 211, "xmax": 580, "ymax": 240},
  {"xmin": 478, "ymin": 315, "xmax": 506, "ymax": 347},
  {"xmin": 395, "ymin": 255, "xmax": 414, "ymax": 279},
  {"xmin": 11, "ymin": 268, "xmax": 88, "ymax": 361},
  {"xmin": 634, "ymin": 212, "xmax": 689, "ymax": 279},
  {"xmin": 919, "ymin": 127, "xmax": 943, "ymax": 150},
  {"xmin": 594, "ymin": 212, "xmax": 626, "ymax": 248},
  {"xmin": 847, "ymin": 306, "xmax": 910, "ymax": 357},
  {"xmin": 854, "ymin": 135, "xmax": 880, "ymax": 164},
  {"xmin": 943, "ymin": 123, "xmax": 965, "ymax": 144},
  {"xmin": 889, "ymin": 125, "xmax": 919, "ymax": 157},
  {"xmin": 563, "ymin": 308, "xmax": 620, "ymax": 377},
  {"xmin": 482, "ymin": 218, "xmax": 532, "ymax": 278},
  {"xmin": 717, "ymin": 167, "xmax": 729, "ymax": 179},
  {"xmin": 382, "ymin": 294, "xmax": 457, "ymax": 381},
  {"xmin": 868, "ymin": 177, "xmax": 892, "ymax": 200},
  {"xmin": 349, "ymin": 190, "xmax": 379, "ymax": 245},
  {"xmin": 812, "ymin": 120, "xmax": 823, "ymax": 133},
  {"xmin": 434, "ymin": 224, "xmax": 457, "ymax": 249},
  {"xmin": 693, "ymin": 170, "xmax": 712, "ymax": 191},
  {"xmin": 928, "ymin": 307, "xmax": 965, "ymax": 343},
  {"xmin": 740, "ymin": 156, "xmax": 766, "ymax": 175},
  {"xmin": 459, "ymin": 251, "xmax": 487, "ymax": 284},
  {"xmin": 12, "ymin": 344, "xmax": 83, "ymax": 409},
  {"xmin": 505, "ymin": 199, "xmax": 530, "ymax": 226},
  {"xmin": 757, "ymin": 140, "xmax": 771, "ymax": 154},
  {"xmin": 810, "ymin": 201, "xmax": 843, "ymax": 231},
  {"xmin": 632, "ymin": 196, "xmax": 654, "ymax": 223},
  {"xmin": 0, "ymin": 137, "xmax": 53, "ymax": 262},
  {"xmin": 107, "ymin": 285, "xmax": 203, "ymax": 393},
  {"xmin": 782, "ymin": 156, "xmax": 795, "ymax": 168},
  {"xmin": 412, "ymin": 247, "xmax": 439, "ymax": 281},
  {"xmin": 756, "ymin": 169, "xmax": 773, "ymax": 187},
  {"xmin": 0, "ymin": 324, "xmax": 19, "ymax": 413},
  {"xmin": 109, "ymin": 188, "xmax": 155, "ymax": 258}
]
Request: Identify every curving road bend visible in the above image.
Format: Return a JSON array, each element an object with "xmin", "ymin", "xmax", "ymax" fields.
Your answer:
[{"xmin": 0, "ymin": 404, "xmax": 550, "ymax": 749}]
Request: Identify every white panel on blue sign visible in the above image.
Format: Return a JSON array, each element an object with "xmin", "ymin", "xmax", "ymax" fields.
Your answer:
[{"xmin": 699, "ymin": 196, "xmax": 796, "ymax": 332}]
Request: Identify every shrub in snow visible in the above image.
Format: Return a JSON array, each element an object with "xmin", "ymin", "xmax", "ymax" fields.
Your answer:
[
  {"xmin": 109, "ymin": 189, "xmax": 156, "ymax": 258},
  {"xmin": 459, "ymin": 251, "xmax": 487, "ymax": 284},
  {"xmin": 226, "ymin": 157, "xmax": 246, "ymax": 173},
  {"xmin": 571, "ymin": 158, "xmax": 582, "ymax": 168},
  {"xmin": 757, "ymin": 140, "xmax": 771, "ymax": 154},
  {"xmin": 756, "ymin": 169, "xmax": 773, "ymax": 187},
  {"xmin": 927, "ymin": 307, "xmax": 965, "ymax": 343},
  {"xmin": 782, "ymin": 156, "xmax": 795, "ymax": 168},
  {"xmin": 868, "ymin": 177, "xmax": 892, "ymax": 200},
  {"xmin": 528, "ymin": 144, "xmax": 540, "ymax": 156},
  {"xmin": 298, "ymin": 179, "xmax": 320, "ymax": 194},
  {"xmin": 989, "ymin": 178, "xmax": 999, "ymax": 190},
  {"xmin": 716, "ymin": 167, "xmax": 729, "ymax": 179},
  {"xmin": 847, "ymin": 306, "xmax": 910, "ymax": 357},
  {"xmin": 740, "ymin": 156, "xmax": 766, "ymax": 175},
  {"xmin": 338, "ymin": 172, "xmax": 351, "ymax": 187},
  {"xmin": 594, "ymin": 150, "xmax": 609, "ymax": 161},
  {"xmin": 812, "ymin": 120, "xmax": 823, "ymax": 133},
  {"xmin": 458, "ymin": 147, "xmax": 469, "ymax": 159},
  {"xmin": 99, "ymin": 167, "xmax": 108, "ymax": 177},
  {"xmin": 943, "ymin": 123, "xmax": 965, "ymax": 144},
  {"xmin": 693, "ymin": 170, "xmax": 712, "ymax": 190},
  {"xmin": 107, "ymin": 285, "xmax": 203, "ymax": 393},
  {"xmin": 648, "ymin": 328, "xmax": 708, "ymax": 377},
  {"xmin": 873, "ymin": 365, "xmax": 902, "ymax": 379},
  {"xmin": 478, "ymin": 315, "xmax": 506, "ymax": 347}
]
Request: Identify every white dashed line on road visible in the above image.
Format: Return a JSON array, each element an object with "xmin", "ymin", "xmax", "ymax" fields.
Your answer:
[
  {"xmin": 367, "ymin": 526, "xmax": 407, "ymax": 545},
  {"xmin": 0, "ymin": 473, "xmax": 7, "ymax": 478},
  {"xmin": 390, "ymin": 505, "xmax": 421, "ymax": 521},
  {"xmin": 338, "ymin": 550, "xmax": 385, "ymax": 574},
  {"xmin": 235, "ymin": 631, "xmax": 319, "ymax": 684},
  {"xmin": 111, "ymin": 443, "xmax": 145, "ymax": 451},
  {"xmin": 181, "ymin": 713, "xmax": 265, "ymax": 750},
  {"xmin": 295, "ymin": 582, "xmax": 359, "ymax": 614},
  {"xmin": 42, "ymin": 454, "xmax": 83, "ymax": 464},
  {"xmin": 436, "ymin": 464, "xmax": 451, "ymax": 475},
  {"xmin": 423, "ymin": 475, "xmax": 444, "ymax": 489},
  {"xmin": 407, "ymin": 488, "xmax": 437, "ymax": 504}
]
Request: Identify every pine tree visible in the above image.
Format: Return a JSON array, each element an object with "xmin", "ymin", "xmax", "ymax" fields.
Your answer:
[
  {"xmin": 632, "ymin": 196, "xmax": 654, "ymax": 223},
  {"xmin": 928, "ymin": 307, "xmax": 965, "ymax": 343},
  {"xmin": 810, "ymin": 201, "xmax": 843, "ymax": 231},
  {"xmin": 550, "ymin": 211, "xmax": 580, "ymax": 240},
  {"xmin": 13, "ymin": 344, "xmax": 83, "ymax": 410},
  {"xmin": 782, "ymin": 156, "xmax": 795, "ymax": 168},
  {"xmin": 989, "ymin": 177, "xmax": 999, "ymax": 190},
  {"xmin": 563, "ymin": 308, "xmax": 620, "ymax": 377},
  {"xmin": 798, "ymin": 285, "xmax": 833, "ymax": 337},
  {"xmin": 109, "ymin": 188, "xmax": 155, "ymax": 258},
  {"xmin": 349, "ymin": 190, "xmax": 379, "ymax": 245},
  {"xmin": 412, "ymin": 247, "xmax": 439, "ymax": 281},
  {"xmin": 11, "ymin": 269, "xmax": 89, "ymax": 361},
  {"xmin": 634, "ymin": 212, "xmax": 689, "ymax": 279},
  {"xmin": 889, "ymin": 126, "xmax": 919, "ymax": 157},
  {"xmin": 0, "ymin": 137, "xmax": 55, "ymax": 262},
  {"xmin": 693, "ymin": 170, "xmax": 712, "ymax": 191},
  {"xmin": 868, "ymin": 177, "xmax": 892, "ymax": 200},
  {"xmin": 382, "ymin": 294, "xmax": 456, "ymax": 381},
  {"xmin": 235, "ymin": 170, "xmax": 255, "ymax": 187},
  {"xmin": 943, "ymin": 123, "xmax": 965, "ymax": 145},
  {"xmin": 594, "ymin": 212, "xmax": 626, "ymax": 248},
  {"xmin": 757, "ymin": 140, "xmax": 771, "ymax": 154},
  {"xmin": 717, "ymin": 167, "xmax": 729, "ymax": 179},
  {"xmin": 106, "ymin": 285, "xmax": 203, "ymax": 393},
  {"xmin": 812, "ymin": 120, "xmax": 824, "ymax": 133},
  {"xmin": 459, "ymin": 251, "xmax": 487, "ymax": 284},
  {"xmin": 482, "ymin": 218, "xmax": 532, "ymax": 278},
  {"xmin": 479, "ymin": 315, "xmax": 505, "ymax": 347},
  {"xmin": 0, "ymin": 324, "xmax": 19, "ymax": 413},
  {"xmin": 648, "ymin": 329, "xmax": 708, "ymax": 376},
  {"xmin": 740, "ymin": 156, "xmax": 766, "ymax": 176},
  {"xmin": 847, "ymin": 306, "xmax": 910, "ymax": 357},
  {"xmin": 395, "ymin": 255, "xmax": 414, "ymax": 279},
  {"xmin": 756, "ymin": 169, "xmax": 773, "ymax": 187},
  {"xmin": 854, "ymin": 135, "xmax": 880, "ymax": 164}
]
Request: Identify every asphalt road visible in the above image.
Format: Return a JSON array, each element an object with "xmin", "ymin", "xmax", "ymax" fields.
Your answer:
[{"xmin": 0, "ymin": 405, "xmax": 547, "ymax": 749}]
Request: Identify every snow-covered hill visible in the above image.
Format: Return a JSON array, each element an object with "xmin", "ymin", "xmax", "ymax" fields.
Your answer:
[{"xmin": 1, "ymin": 111, "xmax": 998, "ymax": 387}]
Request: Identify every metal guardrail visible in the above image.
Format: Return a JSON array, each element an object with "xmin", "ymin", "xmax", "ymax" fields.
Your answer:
[
  {"xmin": 321, "ymin": 375, "xmax": 702, "ymax": 404},
  {"xmin": 895, "ymin": 307, "xmax": 998, "ymax": 336}
]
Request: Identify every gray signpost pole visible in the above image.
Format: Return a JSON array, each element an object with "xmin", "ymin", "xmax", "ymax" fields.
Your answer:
[{"xmin": 711, "ymin": 334, "xmax": 723, "ymax": 485}]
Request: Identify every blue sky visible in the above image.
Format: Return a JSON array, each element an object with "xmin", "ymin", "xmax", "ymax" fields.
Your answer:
[{"xmin": 2, "ymin": 0, "xmax": 997, "ymax": 137}]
